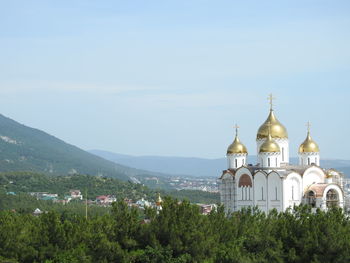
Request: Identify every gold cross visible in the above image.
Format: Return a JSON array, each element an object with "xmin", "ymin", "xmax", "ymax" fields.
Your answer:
[
  {"xmin": 306, "ymin": 121, "xmax": 311, "ymax": 133},
  {"xmin": 268, "ymin": 93, "xmax": 276, "ymax": 110},
  {"xmin": 234, "ymin": 124, "xmax": 239, "ymax": 135}
]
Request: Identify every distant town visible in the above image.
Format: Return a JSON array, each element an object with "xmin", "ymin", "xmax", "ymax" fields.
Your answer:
[
  {"xmin": 143, "ymin": 176, "xmax": 219, "ymax": 193},
  {"xmin": 6, "ymin": 187, "xmax": 217, "ymax": 217}
]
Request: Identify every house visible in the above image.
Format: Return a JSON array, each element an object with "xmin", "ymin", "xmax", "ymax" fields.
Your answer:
[
  {"xmin": 136, "ymin": 198, "xmax": 151, "ymax": 208},
  {"xmin": 30, "ymin": 192, "xmax": 58, "ymax": 201},
  {"xmin": 96, "ymin": 195, "xmax": 117, "ymax": 205},
  {"xmin": 198, "ymin": 204, "xmax": 217, "ymax": 215},
  {"xmin": 70, "ymin": 189, "xmax": 83, "ymax": 200}
]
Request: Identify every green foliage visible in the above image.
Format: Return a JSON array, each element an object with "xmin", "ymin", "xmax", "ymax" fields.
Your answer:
[
  {"xmin": 0, "ymin": 171, "xmax": 219, "ymax": 204},
  {"xmin": 0, "ymin": 199, "xmax": 349, "ymax": 262},
  {"xmin": 167, "ymin": 190, "xmax": 219, "ymax": 204},
  {"xmin": 0, "ymin": 190, "xmax": 109, "ymax": 217}
]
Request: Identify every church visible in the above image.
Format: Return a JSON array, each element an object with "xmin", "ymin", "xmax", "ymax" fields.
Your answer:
[{"xmin": 219, "ymin": 95, "xmax": 345, "ymax": 213}]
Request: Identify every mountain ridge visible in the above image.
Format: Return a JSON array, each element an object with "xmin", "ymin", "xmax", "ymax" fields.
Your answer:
[
  {"xmin": 0, "ymin": 114, "xmax": 170, "ymax": 181},
  {"xmin": 90, "ymin": 149, "xmax": 350, "ymax": 178}
]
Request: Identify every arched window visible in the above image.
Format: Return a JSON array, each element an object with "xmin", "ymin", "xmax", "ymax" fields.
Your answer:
[
  {"xmin": 326, "ymin": 189, "xmax": 339, "ymax": 208},
  {"xmin": 275, "ymin": 187, "xmax": 278, "ymax": 200},
  {"xmin": 308, "ymin": 158, "xmax": 310, "ymax": 165},
  {"xmin": 235, "ymin": 159, "xmax": 238, "ymax": 168},
  {"xmin": 307, "ymin": 191, "xmax": 316, "ymax": 208},
  {"xmin": 238, "ymin": 174, "xmax": 252, "ymax": 187},
  {"xmin": 268, "ymin": 158, "xmax": 270, "ymax": 167}
]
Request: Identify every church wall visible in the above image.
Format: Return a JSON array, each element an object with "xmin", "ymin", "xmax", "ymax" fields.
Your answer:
[
  {"xmin": 283, "ymin": 172, "xmax": 302, "ymax": 210},
  {"xmin": 235, "ymin": 168, "xmax": 254, "ymax": 210},
  {"xmin": 227, "ymin": 154, "xmax": 246, "ymax": 169},
  {"xmin": 267, "ymin": 172, "xmax": 282, "ymax": 212},
  {"xmin": 253, "ymin": 172, "xmax": 267, "ymax": 212},
  {"xmin": 302, "ymin": 167, "xmax": 324, "ymax": 190},
  {"xmin": 259, "ymin": 152, "xmax": 281, "ymax": 168},
  {"xmin": 275, "ymin": 139, "xmax": 289, "ymax": 163},
  {"xmin": 220, "ymin": 173, "xmax": 235, "ymax": 213},
  {"xmin": 299, "ymin": 153, "xmax": 320, "ymax": 166}
]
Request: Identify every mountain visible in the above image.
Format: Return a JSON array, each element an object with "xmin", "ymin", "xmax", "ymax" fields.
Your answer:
[
  {"xmin": 90, "ymin": 149, "xmax": 350, "ymax": 178},
  {"xmin": 0, "ymin": 114, "xmax": 167, "ymax": 181}
]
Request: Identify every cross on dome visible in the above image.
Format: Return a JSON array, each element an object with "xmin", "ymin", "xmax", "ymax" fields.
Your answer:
[
  {"xmin": 268, "ymin": 93, "xmax": 276, "ymax": 110},
  {"xmin": 234, "ymin": 124, "xmax": 240, "ymax": 135},
  {"xmin": 306, "ymin": 121, "xmax": 311, "ymax": 133}
]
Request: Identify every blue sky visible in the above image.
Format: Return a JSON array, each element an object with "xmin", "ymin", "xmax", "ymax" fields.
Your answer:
[{"xmin": 0, "ymin": 1, "xmax": 350, "ymax": 159}]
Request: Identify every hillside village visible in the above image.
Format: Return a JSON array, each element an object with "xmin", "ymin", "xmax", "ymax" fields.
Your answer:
[{"xmin": 25, "ymin": 189, "xmax": 217, "ymax": 216}]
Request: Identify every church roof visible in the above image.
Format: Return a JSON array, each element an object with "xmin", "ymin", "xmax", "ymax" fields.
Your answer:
[
  {"xmin": 299, "ymin": 130, "xmax": 320, "ymax": 153},
  {"xmin": 257, "ymin": 109, "xmax": 288, "ymax": 140},
  {"xmin": 259, "ymin": 133, "xmax": 281, "ymax": 153},
  {"xmin": 219, "ymin": 164, "xmax": 323, "ymax": 179},
  {"xmin": 227, "ymin": 134, "xmax": 248, "ymax": 154},
  {"xmin": 306, "ymin": 183, "xmax": 329, "ymax": 197}
]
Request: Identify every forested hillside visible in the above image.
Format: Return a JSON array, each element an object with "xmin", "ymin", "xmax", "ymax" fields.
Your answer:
[
  {"xmin": 0, "ymin": 200, "xmax": 348, "ymax": 263},
  {"xmin": 0, "ymin": 114, "xmax": 171, "ymax": 181}
]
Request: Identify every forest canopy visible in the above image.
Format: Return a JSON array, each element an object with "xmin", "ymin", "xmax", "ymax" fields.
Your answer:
[{"xmin": 0, "ymin": 199, "xmax": 349, "ymax": 263}]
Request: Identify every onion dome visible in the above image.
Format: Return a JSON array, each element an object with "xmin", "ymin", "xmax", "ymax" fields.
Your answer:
[
  {"xmin": 257, "ymin": 109, "xmax": 288, "ymax": 140},
  {"xmin": 259, "ymin": 132, "xmax": 281, "ymax": 153},
  {"xmin": 156, "ymin": 193, "xmax": 162, "ymax": 206},
  {"xmin": 227, "ymin": 125, "xmax": 248, "ymax": 154},
  {"xmin": 325, "ymin": 169, "xmax": 340, "ymax": 178},
  {"xmin": 299, "ymin": 124, "xmax": 319, "ymax": 153}
]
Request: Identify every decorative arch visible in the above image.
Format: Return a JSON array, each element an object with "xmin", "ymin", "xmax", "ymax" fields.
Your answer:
[
  {"xmin": 322, "ymin": 184, "xmax": 344, "ymax": 209},
  {"xmin": 220, "ymin": 171, "xmax": 234, "ymax": 180},
  {"xmin": 268, "ymin": 172, "xmax": 281, "ymax": 201},
  {"xmin": 303, "ymin": 166, "xmax": 325, "ymax": 189},
  {"xmin": 254, "ymin": 171, "xmax": 267, "ymax": 202},
  {"xmin": 239, "ymin": 174, "xmax": 252, "ymax": 187},
  {"xmin": 236, "ymin": 168, "xmax": 253, "ymax": 202},
  {"xmin": 326, "ymin": 189, "xmax": 338, "ymax": 208},
  {"xmin": 285, "ymin": 172, "xmax": 302, "ymax": 208}
]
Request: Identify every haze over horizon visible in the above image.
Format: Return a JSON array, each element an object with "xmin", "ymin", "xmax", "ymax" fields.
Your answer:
[{"xmin": 1, "ymin": 1, "xmax": 350, "ymax": 159}]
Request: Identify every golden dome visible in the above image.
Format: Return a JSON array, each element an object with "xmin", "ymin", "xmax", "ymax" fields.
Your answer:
[
  {"xmin": 259, "ymin": 133, "xmax": 281, "ymax": 153},
  {"xmin": 257, "ymin": 110, "xmax": 288, "ymax": 140},
  {"xmin": 227, "ymin": 136, "xmax": 248, "ymax": 154},
  {"xmin": 325, "ymin": 169, "xmax": 340, "ymax": 178},
  {"xmin": 299, "ymin": 131, "xmax": 319, "ymax": 153},
  {"xmin": 227, "ymin": 127, "xmax": 248, "ymax": 154},
  {"xmin": 156, "ymin": 193, "xmax": 162, "ymax": 206}
]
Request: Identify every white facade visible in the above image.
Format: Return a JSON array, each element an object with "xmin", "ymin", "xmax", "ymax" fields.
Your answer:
[
  {"xmin": 257, "ymin": 138, "xmax": 289, "ymax": 164},
  {"xmin": 258, "ymin": 152, "xmax": 281, "ymax": 168},
  {"xmin": 299, "ymin": 152, "xmax": 320, "ymax": 166},
  {"xmin": 219, "ymin": 103, "xmax": 345, "ymax": 213},
  {"xmin": 227, "ymin": 153, "xmax": 247, "ymax": 169},
  {"xmin": 220, "ymin": 165, "xmax": 345, "ymax": 213}
]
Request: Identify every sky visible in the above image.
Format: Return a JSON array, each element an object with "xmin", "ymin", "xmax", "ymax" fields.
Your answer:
[{"xmin": 0, "ymin": 0, "xmax": 350, "ymax": 159}]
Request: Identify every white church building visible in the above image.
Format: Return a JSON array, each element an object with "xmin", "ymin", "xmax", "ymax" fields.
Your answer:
[{"xmin": 219, "ymin": 96, "xmax": 345, "ymax": 213}]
